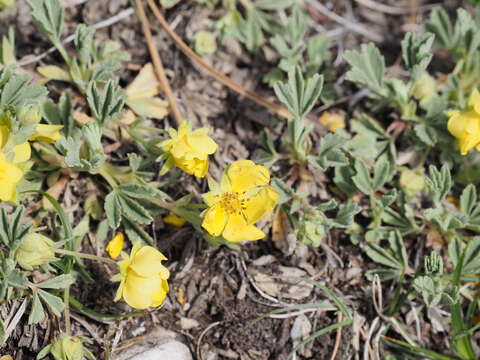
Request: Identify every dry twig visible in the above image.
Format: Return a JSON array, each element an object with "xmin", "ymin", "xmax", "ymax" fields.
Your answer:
[
  {"xmin": 329, "ymin": 312, "xmax": 344, "ymax": 360},
  {"xmin": 145, "ymin": 0, "xmax": 292, "ymax": 119},
  {"xmin": 135, "ymin": 0, "xmax": 183, "ymax": 125}
]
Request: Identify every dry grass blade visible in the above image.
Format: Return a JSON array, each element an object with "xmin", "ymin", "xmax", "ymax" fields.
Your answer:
[
  {"xmin": 145, "ymin": 0, "xmax": 292, "ymax": 119},
  {"xmin": 135, "ymin": 0, "xmax": 183, "ymax": 125}
]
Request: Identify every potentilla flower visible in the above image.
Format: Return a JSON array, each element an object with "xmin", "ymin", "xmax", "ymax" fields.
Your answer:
[
  {"xmin": 29, "ymin": 124, "xmax": 64, "ymax": 143},
  {"xmin": 201, "ymin": 160, "xmax": 279, "ymax": 242},
  {"xmin": 447, "ymin": 89, "xmax": 480, "ymax": 155},
  {"xmin": 160, "ymin": 122, "xmax": 218, "ymax": 178},
  {"xmin": 112, "ymin": 243, "xmax": 170, "ymax": 310},
  {"xmin": 0, "ymin": 153, "xmax": 24, "ymax": 202}
]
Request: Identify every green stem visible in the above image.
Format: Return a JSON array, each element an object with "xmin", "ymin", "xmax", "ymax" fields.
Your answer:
[
  {"xmin": 97, "ymin": 164, "xmax": 119, "ymax": 189},
  {"xmin": 64, "ymin": 287, "xmax": 71, "ymax": 335},
  {"xmin": 55, "ymin": 249, "xmax": 117, "ymax": 266}
]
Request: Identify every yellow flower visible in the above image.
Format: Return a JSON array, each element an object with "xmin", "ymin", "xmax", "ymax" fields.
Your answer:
[
  {"xmin": 106, "ymin": 233, "xmax": 124, "ymax": 259},
  {"xmin": 319, "ymin": 111, "xmax": 346, "ymax": 132},
  {"xmin": 163, "ymin": 212, "xmax": 186, "ymax": 227},
  {"xmin": 0, "ymin": 125, "xmax": 31, "ymax": 163},
  {"xmin": 0, "ymin": 153, "xmax": 23, "ymax": 202},
  {"xmin": 29, "ymin": 124, "xmax": 63, "ymax": 143},
  {"xmin": 112, "ymin": 243, "xmax": 170, "ymax": 309},
  {"xmin": 447, "ymin": 89, "xmax": 480, "ymax": 155},
  {"xmin": 160, "ymin": 122, "xmax": 218, "ymax": 178},
  {"xmin": 201, "ymin": 160, "xmax": 279, "ymax": 242}
]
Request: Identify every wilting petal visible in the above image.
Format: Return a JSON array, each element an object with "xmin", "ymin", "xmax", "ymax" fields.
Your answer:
[
  {"xmin": 202, "ymin": 204, "xmax": 227, "ymax": 237},
  {"xmin": 222, "ymin": 213, "xmax": 265, "ymax": 242},
  {"xmin": 227, "ymin": 160, "xmax": 270, "ymax": 192},
  {"xmin": 187, "ymin": 131, "xmax": 218, "ymax": 155}
]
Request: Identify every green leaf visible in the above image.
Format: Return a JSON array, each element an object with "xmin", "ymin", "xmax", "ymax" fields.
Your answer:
[
  {"xmin": 448, "ymin": 237, "xmax": 463, "ymax": 268},
  {"xmin": 86, "ymin": 80, "xmax": 125, "ymax": 127},
  {"xmin": 424, "ymin": 7, "xmax": 455, "ymax": 50},
  {"xmin": 352, "ymin": 159, "xmax": 372, "ymax": 194},
  {"xmin": 118, "ymin": 194, "xmax": 153, "ymax": 224},
  {"xmin": 0, "ymin": 74, "xmax": 47, "ymax": 107},
  {"xmin": 37, "ymin": 274, "xmax": 75, "ymax": 289},
  {"xmin": 460, "ymin": 184, "xmax": 477, "ymax": 216},
  {"xmin": 74, "ymin": 24, "xmax": 95, "ymax": 65},
  {"xmin": 43, "ymin": 92, "xmax": 74, "ymax": 137},
  {"xmin": 401, "ymin": 32, "xmax": 434, "ymax": 72},
  {"xmin": 118, "ymin": 184, "xmax": 156, "ymax": 199},
  {"xmin": 312, "ymin": 133, "xmax": 349, "ymax": 170},
  {"xmin": 372, "ymin": 155, "xmax": 392, "ymax": 191},
  {"xmin": 273, "ymin": 66, "xmax": 323, "ymax": 119},
  {"xmin": 388, "ymin": 230, "xmax": 408, "ymax": 270},
  {"xmin": 425, "ymin": 164, "xmax": 452, "ymax": 204},
  {"xmin": 331, "ymin": 202, "xmax": 361, "ymax": 228},
  {"xmin": 414, "ymin": 124, "xmax": 438, "ymax": 147},
  {"xmin": 7, "ymin": 269, "xmax": 28, "ymax": 289},
  {"xmin": 38, "ymin": 289, "xmax": 64, "ymax": 316},
  {"xmin": 364, "ymin": 242, "xmax": 401, "ymax": 269},
  {"xmin": 28, "ymin": 0, "xmax": 64, "ymax": 43},
  {"xmin": 28, "ymin": 292, "xmax": 45, "ymax": 324},
  {"xmin": 462, "ymin": 237, "xmax": 480, "ymax": 274},
  {"xmin": 105, "ymin": 192, "xmax": 121, "ymax": 229},
  {"xmin": 344, "ymin": 43, "xmax": 387, "ymax": 96},
  {"xmin": 0, "ymin": 317, "xmax": 5, "ymax": 346}
]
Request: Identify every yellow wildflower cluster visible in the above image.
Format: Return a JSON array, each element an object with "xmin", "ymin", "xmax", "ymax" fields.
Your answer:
[{"xmin": 447, "ymin": 89, "xmax": 480, "ymax": 155}]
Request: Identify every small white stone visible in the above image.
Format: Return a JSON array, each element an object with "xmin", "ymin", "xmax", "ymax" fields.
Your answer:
[{"xmin": 127, "ymin": 341, "xmax": 193, "ymax": 360}]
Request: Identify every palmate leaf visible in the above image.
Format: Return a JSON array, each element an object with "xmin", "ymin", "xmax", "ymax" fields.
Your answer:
[
  {"xmin": 310, "ymin": 133, "xmax": 348, "ymax": 170},
  {"xmin": 401, "ymin": 32, "xmax": 435, "ymax": 73},
  {"xmin": 424, "ymin": 7, "xmax": 455, "ymax": 50},
  {"xmin": 86, "ymin": 80, "xmax": 125, "ymax": 127},
  {"xmin": 425, "ymin": 164, "xmax": 452, "ymax": 204},
  {"xmin": 28, "ymin": 292, "xmax": 45, "ymax": 325},
  {"xmin": 273, "ymin": 66, "xmax": 323, "ymax": 119},
  {"xmin": 27, "ymin": 0, "xmax": 64, "ymax": 43},
  {"xmin": 344, "ymin": 43, "xmax": 387, "ymax": 96},
  {"xmin": 0, "ymin": 74, "xmax": 47, "ymax": 107}
]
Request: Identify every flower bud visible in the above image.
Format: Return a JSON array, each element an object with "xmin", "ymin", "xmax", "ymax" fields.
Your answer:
[
  {"xmin": 48, "ymin": 334, "xmax": 93, "ymax": 360},
  {"xmin": 412, "ymin": 72, "xmax": 436, "ymax": 104},
  {"xmin": 17, "ymin": 104, "xmax": 42, "ymax": 126},
  {"xmin": 15, "ymin": 233, "xmax": 56, "ymax": 270}
]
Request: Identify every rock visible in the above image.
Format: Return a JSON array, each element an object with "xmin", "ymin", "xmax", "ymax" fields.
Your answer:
[
  {"xmin": 114, "ymin": 328, "xmax": 193, "ymax": 360},
  {"xmin": 128, "ymin": 341, "xmax": 192, "ymax": 360}
]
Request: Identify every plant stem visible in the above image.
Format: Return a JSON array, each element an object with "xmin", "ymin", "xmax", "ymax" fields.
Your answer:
[
  {"xmin": 64, "ymin": 287, "xmax": 71, "ymax": 335},
  {"xmin": 97, "ymin": 164, "xmax": 119, "ymax": 189},
  {"xmin": 148, "ymin": 197, "xmax": 174, "ymax": 210},
  {"xmin": 55, "ymin": 249, "xmax": 117, "ymax": 266}
]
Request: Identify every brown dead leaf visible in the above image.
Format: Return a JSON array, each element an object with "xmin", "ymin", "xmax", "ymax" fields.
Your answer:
[{"xmin": 272, "ymin": 207, "xmax": 295, "ymax": 255}]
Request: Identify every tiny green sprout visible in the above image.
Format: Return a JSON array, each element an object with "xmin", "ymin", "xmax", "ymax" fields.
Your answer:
[
  {"xmin": 194, "ymin": 31, "xmax": 217, "ymax": 55},
  {"xmin": 15, "ymin": 233, "xmax": 56, "ymax": 271},
  {"xmin": 424, "ymin": 252, "xmax": 443, "ymax": 276}
]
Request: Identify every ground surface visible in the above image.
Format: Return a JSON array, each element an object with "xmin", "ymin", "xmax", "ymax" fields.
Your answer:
[{"xmin": 0, "ymin": 0, "xmax": 471, "ymax": 359}]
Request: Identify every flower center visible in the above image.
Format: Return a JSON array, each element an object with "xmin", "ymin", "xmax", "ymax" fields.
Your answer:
[{"xmin": 218, "ymin": 192, "xmax": 246, "ymax": 215}]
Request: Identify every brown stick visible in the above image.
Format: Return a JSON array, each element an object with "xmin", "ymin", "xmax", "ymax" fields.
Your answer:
[
  {"xmin": 329, "ymin": 312, "xmax": 343, "ymax": 360},
  {"xmin": 145, "ymin": 0, "xmax": 292, "ymax": 119},
  {"xmin": 135, "ymin": 0, "xmax": 183, "ymax": 125}
]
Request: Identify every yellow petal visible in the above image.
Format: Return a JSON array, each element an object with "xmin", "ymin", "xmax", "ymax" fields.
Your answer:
[
  {"xmin": 202, "ymin": 204, "xmax": 227, "ymax": 237},
  {"xmin": 0, "ymin": 158, "xmax": 22, "ymax": 202},
  {"xmin": 447, "ymin": 113, "xmax": 469, "ymax": 138},
  {"xmin": 12, "ymin": 142, "xmax": 31, "ymax": 163},
  {"xmin": 129, "ymin": 246, "xmax": 168, "ymax": 278},
  {"xmin": 122, "ymin": 271, "xmax": 162, "ymax": 309},
  {"xmin": 202, "ymin": 191, "xmax": 220, "ymax": 207},
  {"xmin": 187, "ymin": 130, "xmax": 218, "ymax": 155},
  {"xmin": 227, "ymin": 160, "xmax": 270, "ymax": 192},
  {"xmin": 106, "ymin": 233, "xmax": 124, "ymax": 259},
  {"xmin": 29, "ymin": 124, "xmax": 63, "ymax": 143},
  {"xmin": 243, "ymin": 186, "xmax": 279, "ymax": 224},
  {"xmin": 222, "ymin": 213, "xmax": 265, "ymax": 242},
  {"xmin": 151, "ymin": 279, "xmax": 169, "ymax": 307},
  {"xmin": 175, "ymin": 156, "xmax": 209, "ymax": 178}
]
